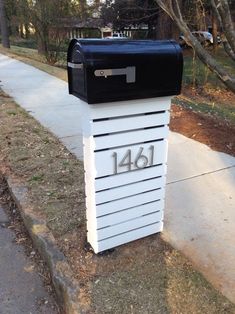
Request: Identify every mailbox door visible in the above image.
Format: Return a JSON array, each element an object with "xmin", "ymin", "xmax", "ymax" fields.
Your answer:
[{"xmin": 68, "ymin": 43, "xmax": 86, "ymax": 99}]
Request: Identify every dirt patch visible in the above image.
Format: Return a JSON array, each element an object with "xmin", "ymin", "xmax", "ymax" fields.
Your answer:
[
  {"xmin": 60, "ymin": 230, "xmax": 235, "ymax": 314},
  {"xmin": 181, "ymin": 86, "xmax": 235, "ymax": 121},
  {"xmin": 0, "ymin": 91, "xmax": 85, "ymax": 236},
  {"xmin": 170, "ymin": 104, "xmax": 235, "ymax": 156},
  {"xmin": 170, "ymin": 86, "xmax": 235, "ymax": 157},
  {"xmin": 1, "ymin": 89, "xmax": 235, "ymax": 313}
]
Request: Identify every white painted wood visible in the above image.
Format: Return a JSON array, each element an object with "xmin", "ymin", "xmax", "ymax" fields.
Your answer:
[
  {"xmin": 96, "ymin": 200, "xmax": 164, "ymax": 229},
  {"xmin": 94, "ymin": 140, "xmax": 168, "ymax": 177},
  {"xmin": 96, "ymin": 188, "xmax": 165, "ymax": 217},
  {"xmin": 96, "ymin": 221, "xmax": 163, "ymax": 253},
  {"xmin": 95, "ymin": 164, "xmax": 167, "ymax": 191},
  {"xmin": 92, "ymin": 111, "xmax": 170, "ymax": 135},
  {"xmin": 94, "ymin": 126, "xmax": 169, "ymax": 150},
  {"xmin": 95, "ymin": 176, "xmax": 166, "ymax": 204},
  {"xmin": 97, "ymin": 210, "xmax": 163, "ymax": 240},
  {"xmin": 83, "ymin": 97, "xmax": 171, "ymax": 120},
  {"xmin": 81, "ymin": 97, "xmax": 171, "ymax": 253},
  {"xmin": 83, "ymin": 142, "xmax": 96, "ymax": 179}
]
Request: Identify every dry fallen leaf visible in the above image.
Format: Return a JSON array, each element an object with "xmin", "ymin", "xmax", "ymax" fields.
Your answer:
[{"xmin": 24, "ymin": 265, "xmax": 35, "ymax": 272}]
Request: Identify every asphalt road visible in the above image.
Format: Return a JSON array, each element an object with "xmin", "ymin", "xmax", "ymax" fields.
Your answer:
[{"xmin": 0, "ymin": 204, "xmax": 59, "ymax": 314}]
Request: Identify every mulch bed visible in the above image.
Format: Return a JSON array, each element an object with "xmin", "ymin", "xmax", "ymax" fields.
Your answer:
[{"xmin": 170, "ymin": 103, "xmax": 235, "ymax": 157}]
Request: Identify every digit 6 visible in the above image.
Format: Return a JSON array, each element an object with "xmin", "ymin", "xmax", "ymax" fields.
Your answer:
[{"xmin": 134, "ymin": 147, "xmax": 148, "ymax": 169}]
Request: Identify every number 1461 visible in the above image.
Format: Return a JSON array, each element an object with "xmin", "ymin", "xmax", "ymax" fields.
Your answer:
[{"xmin": 112, "ymin": 145, "xmax": 154, "ymax": 175}]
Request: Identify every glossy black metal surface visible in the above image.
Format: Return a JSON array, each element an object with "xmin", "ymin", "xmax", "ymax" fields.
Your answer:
[{"xmin": 67, "ymin": 39, "xmax": 183, "ymax": 104}]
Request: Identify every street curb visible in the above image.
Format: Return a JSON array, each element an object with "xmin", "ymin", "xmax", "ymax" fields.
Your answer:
[{"xmin": 6, "ymin": 176, "xmax": 82, "ymax": 314}]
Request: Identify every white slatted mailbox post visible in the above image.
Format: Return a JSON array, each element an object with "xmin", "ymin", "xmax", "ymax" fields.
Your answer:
[{"xmin": 67, "ymin": 39, "xmax": 183, "ymax": 253}]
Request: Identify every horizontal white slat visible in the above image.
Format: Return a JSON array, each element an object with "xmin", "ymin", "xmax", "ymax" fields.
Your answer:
[
  {"xmin": 96, "ymin": 200, "xmax": 163, "ymax": 229},
  {"xmin": 97, "ymin": 210, "xmax": 163, "ymax": 240},
  {"xmin": 95, "ymin": 140, "xmax": 168, "ymax": 177},
  {"xmin": 94, "ymin": 126, "xmax": 169, "ymax": 150},
  {"xmin": 92, "ymin": 111, "xmax": 170, "ymax": 135},
  {"xmin": 95, "ymin": 176, "xmax": 166, "ymax": 204},
  {"xmin": 95, "ymin": 164, "xmax": 166, "ymax": 191},
  {"xmin": 94, "ymin": 221, "xmax": 163, "ymax": 253},
  {"xmin": 95, "ymin": 188, "xmax": 165, "ymax": 217},
  {"xmin": 86, "ymin": 97, "xmax": 172, "ymax": 120}
]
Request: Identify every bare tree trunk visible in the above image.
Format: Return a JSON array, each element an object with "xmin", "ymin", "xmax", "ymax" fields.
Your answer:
[
  {"xmin": 80, "ymin": 0, "xmax": 87, "ymax": 19},
  {"xmin": 25, "ymin": 23, "xmax": 30, "ymax": 39},
  {"xmin": 214, "ymin": 0, "xmax": 235, "ymax": 54},
  {"xmin": 156, "ymin": 0, "xmax": 235, "ymax": 93},
  {"xmin": 156, "ymin": 12, "xmax": 179, "ymax": 40},
  {"xmin": 211, "ymin": 0, "xmax": 235, "ymax": 60},
  {"xmin": 37, "ymin": 33, "xmax": 47, "ymax": 55},
  {"xmin": 0, "ymin": 0, "xmax": 10, "ymax": 48},
  {"xmin": 19, "ymin": 24, "xmax": 24, "ymax": 38},
  {"xmin": 196, "ymin": 0, "xmax": 207, "ymax": 30},
  {"xmin": 222, "ymin": 37, "xmax": 235, "ymax": 61},
  {"xmin": 212, "ymin": 9, "xmax": 218, "ymax": 52}
]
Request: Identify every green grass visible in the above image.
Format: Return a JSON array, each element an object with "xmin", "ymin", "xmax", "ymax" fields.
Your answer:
[
  {"xmin": 0, "ymin": 44, "xmax": 67, "ymax": 67},
  {"xmin": 0, "ymin": 44, "xmax": 68, "ymax": 81},
  {"xmin": 29, "ymin": 174, "xmax": 44, "ymax": 182},
  {"xmin": 180, "ymin": 47, "xmax": 235, "ymax": 123},
  {"xmin": 182, "ymin": 47, "xmax": 235, "ymax": 88},
  {"xmin": 8, "ymin": 45, "xmax": 45, "ymax": 62},
  {"xmin": 9, "ymin": 37, "xmax": 38, "ymax": 49},
  {"xmin": 174, "ymin": 96, "xmax": 235, "ymax": 124}
]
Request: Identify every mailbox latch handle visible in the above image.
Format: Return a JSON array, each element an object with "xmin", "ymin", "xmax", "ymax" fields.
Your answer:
[
  {"xmin": 68, "ymin": 62, "xmax": 83, "ymax": 70},
  {"xmin": 94, "ymin": 67, "xmax": 136, "ymax": 83}
]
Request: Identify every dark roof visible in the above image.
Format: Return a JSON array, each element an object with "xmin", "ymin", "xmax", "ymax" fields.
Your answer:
[{"xmin": 58, "ymin": 17, "xmax": 105, "ymax": 29}]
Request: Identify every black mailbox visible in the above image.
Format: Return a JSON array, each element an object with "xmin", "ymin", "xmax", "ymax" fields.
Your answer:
[{"xmin": 67, "ymin": 39, "xmax": 183, "ymax": 104}]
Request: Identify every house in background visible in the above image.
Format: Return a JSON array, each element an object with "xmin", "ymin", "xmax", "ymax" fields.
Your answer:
[{"xmin": 58, "ymin": 17, "xmax": 149, "ymax": 40}]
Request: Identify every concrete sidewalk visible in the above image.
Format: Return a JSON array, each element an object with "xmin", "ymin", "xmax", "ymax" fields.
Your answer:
[
  {"xmin": 0, "ymin": 54, "xmax": 83, "ymax": 158},
  {"xmin": 0, "ymin": 53, "xmax": 235, "ymax": 303}
]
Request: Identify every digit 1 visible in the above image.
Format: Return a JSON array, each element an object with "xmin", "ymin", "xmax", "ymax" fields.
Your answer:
[
  {"xmin": 149, "ymin": 145, "xmax": 154, "ymax": 166},
  {"xmin": 112, "ymin": 152, "xmax": 118, "ymax": 174}
]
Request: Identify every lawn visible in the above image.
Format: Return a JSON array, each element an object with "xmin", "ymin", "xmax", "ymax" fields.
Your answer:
[{"xmin": 182, "ymin": 46, "xmax": 235, "ymax": 88}]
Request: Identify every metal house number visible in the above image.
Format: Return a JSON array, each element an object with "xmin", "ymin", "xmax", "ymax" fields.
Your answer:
[{"xmin": 112, "ymin": 145, "xmax": 154, "ymax": 175}]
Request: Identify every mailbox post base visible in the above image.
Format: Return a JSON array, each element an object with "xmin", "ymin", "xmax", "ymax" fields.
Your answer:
[{"xmin": 81, "ymin": 97, "xmax": 171, "ymax": 253}]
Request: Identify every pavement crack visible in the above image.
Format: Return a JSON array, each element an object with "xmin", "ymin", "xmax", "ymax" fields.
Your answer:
[{"xmin": 167, "ymin": 164, "xmax": 235, "ymax": 185}]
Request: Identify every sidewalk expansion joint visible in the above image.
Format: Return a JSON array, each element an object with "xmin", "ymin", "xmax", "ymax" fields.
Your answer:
[
  {"xmin": 167, "ymin": 164, "xmax": 235, "ymax": 185},
  {"xmin": 59, "ymin": 134, "xmax": 82, "ymax": 139}
]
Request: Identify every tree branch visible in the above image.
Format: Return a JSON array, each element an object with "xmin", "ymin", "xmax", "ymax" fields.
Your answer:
[
  {"xmin": 155, "ymin": 0, "xmax": 174, "ymax": 20},
  {"xmin": 156, "ymin": 0, "xmax": 235, "ymax": 93},
  {"xmin": 0, "ymin": 0, "xmax": 10, "ymax": 48},
  {"xmin": 211, "ymin": 0, "xmax": 235, "ymax": 60},
  {"xmin": 214, "ymin": 0, "xmax": 235, "ymax": 54}
]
